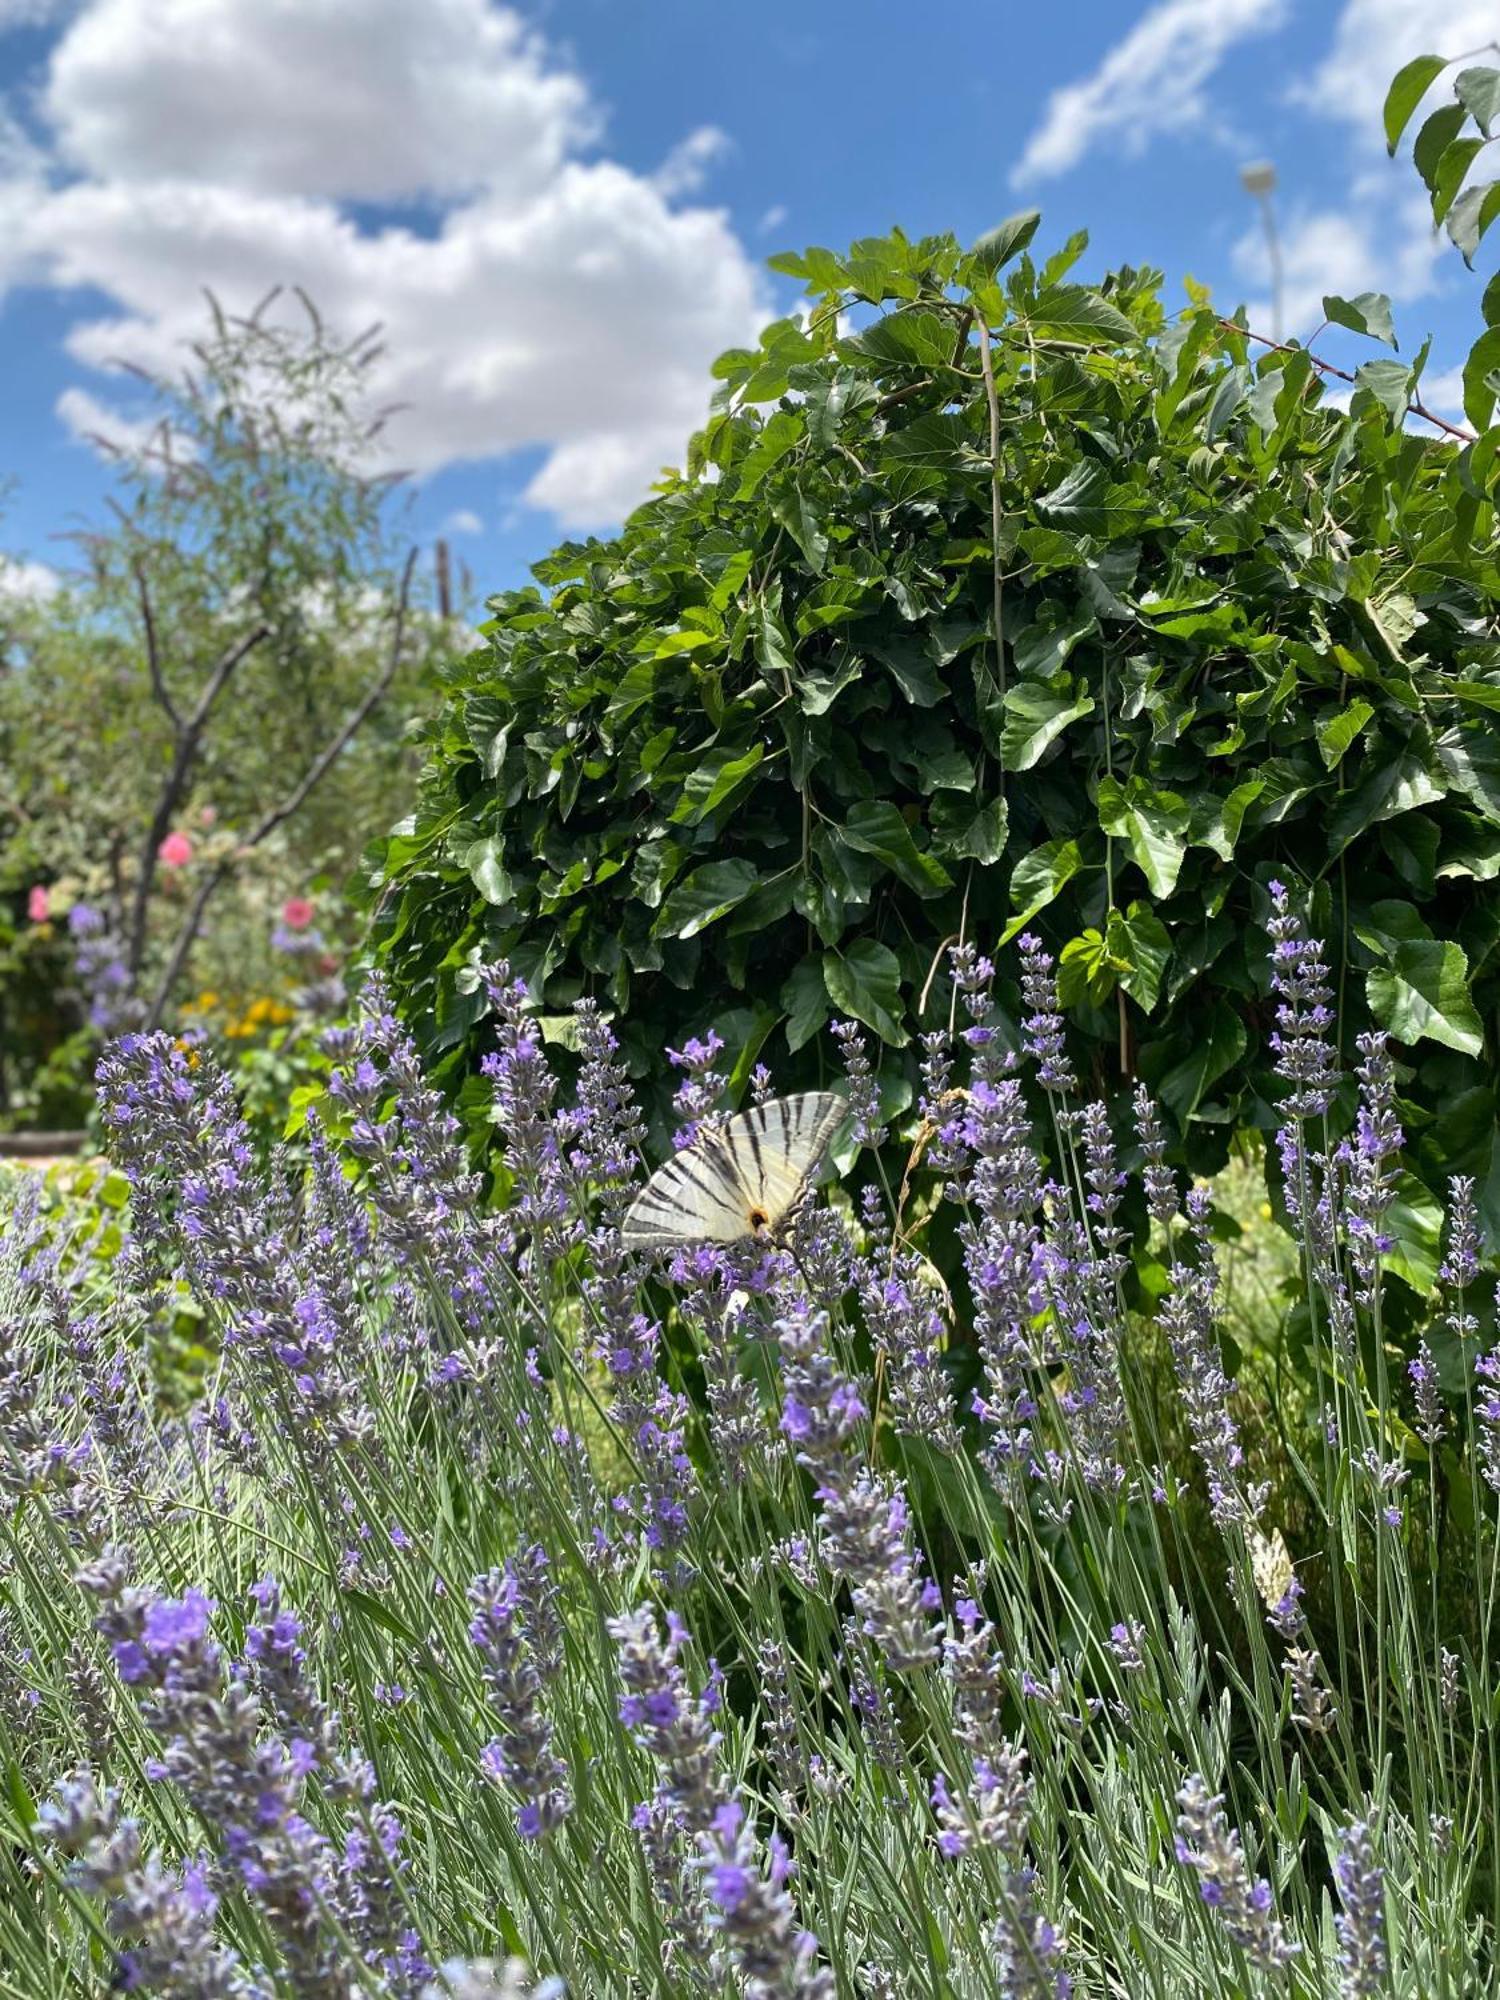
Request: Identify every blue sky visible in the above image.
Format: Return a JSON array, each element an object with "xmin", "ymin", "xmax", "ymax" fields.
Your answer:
[{"xmin": 0, "ymin": 0, "xmax": 1492, "ymax": 603}]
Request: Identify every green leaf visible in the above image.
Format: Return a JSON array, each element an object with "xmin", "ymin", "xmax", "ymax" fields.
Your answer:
[
  {"xmin": 344, "ymin": 1587, "xmax": 421, "ymax": 1644},
  {"xmin": 824, "ymin": 938, "xmax": 907, "ymax": 1046},
  {"xmin": 869, "ymin": 634, "xmax": 944, "ymax": 706},
  {"xmin": 1000, "ymin": 679, "xmax": 1095, "ymax": 770},
  {"xmin": 1384, "ymin": 53, "xmax": 1448, "ymax": 152},
  {"xmin": 1366, "ymin": 939, "xmax": 1485, "ymax": 1056},
  {"xmin": 1438, "ymin": 725, "xmax": 1500, "ymax": 821},
  {"xmin": 1097, "ymin": 774, "xmax": 1191, "ymax": 897},
  {"xmin": 1413, "ymin": 103, "xmax": 1468, "ymax": 190},
  {"xmin": 734, "ymin": 409, "xmax": 802, "ymax": 500},
  {"xmin": 1431, "ymin": 135, "xmax": 1485, "ymax": 223},
  {"xmin": 937, "ymin": 796, "xmax": 1009, "ymax": 865},
  {"xmin": 1037, "ymin": 459, "xmax": 1112, "ymax": 522},
  {"xmin": 1110, "ymin": 901, "xmax": 1172, "ymax": 1013},
  {"xmin": 671, "ymin": 743, "xmax": 765, "ymax": 824},
  {"xmin": 462, "ymin": 836, "xmax": 513, "ymax": 906},
  {"xmin": 654, "ymin": 858, "xmax": 761, "ymax": 939},
  {"xmin": 842, "ymin": 799, "xmax": 953, "ymax": 894},
  {"xmin": 1327, "ymin": 744, "xmax": 1444, "ymax": 850},
  {"xmin": 1012, "ymin": 602, "xmax": 1098, "ymax": 679},
  {"xmin": 1456, "ymin": 65, "xmax": 1500, "ymax": 136},
  {"xmin": 969, "ymin": 210, "xmax": 1041, "ymax": 275},
  {"xmin": 1027, "ymin": 285, "xmax": 1137, "ymax": 346},
  {"xmin": 849, "ymin": 308, "xmax": 958, "ymax": 369},
  {"xmin": 1354, "ymin": 357, "xmax": 1412, "ymax": 424},
  {"xmin": 879, "ymin": 410, "xmax": 971, "ymax": 469},
  {"xmin": 1463, "ymin": 326, "xmax": 1500, "ymax": 431},
  {"xmin": 1188, "ymin": 779, "xmax": 1264, "ymax": 862},
  {"xmin": 1155, "ymin": 1001, "xmax": 1247, "ymax": 1124},
  {"xmin": 1316, "ymin": 698, "xmax": 1375, "ymax": 769},
  {"xmin": 1000, "ymin": 838, "xmax": 1082, "ymax": 944},
  {"xmin": 3, "ymin": 1761, "xmax": 36, "ymax": 1834},
  {"xmin": 1058, "ymin": 928, "xmax": 1116, "ymax": 1007},
  {"xmin": 1322, "ymin": 292, "xmax": 1396, "ymax": 349},
  {"xmin": 1383, "ymin": 1173, "xmax": 1446, "ymax": 1295},
  {"xmin": 782, "ymin": 955, "xmax": 833, "ymax": 1053},
  {"xmin": 769, "ymin": 486, "xmax": 829, "ymax": 574},
  {"xmin": 1449, "ymin": 180, "xmax": 1500, "ymax": 263}
]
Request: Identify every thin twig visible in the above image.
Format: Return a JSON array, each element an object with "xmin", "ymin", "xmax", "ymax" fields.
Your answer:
[
  {"xmin": 1222, "ymin": 318, "xmax": 1476, "ymax": 443},
  {"xmin": 142, "ymin": 549, "xmax": 418, "ymax": 1029},
  {"xmin": 132, "ymin": 562, "xmax": 178, "ymax": 730},
  {"xmin": 126, "ymin": 620, "xmax": 272, "ymax": 977},
  {"xmin": 974, "ymin": 315, "xmax": 1007, "ymax": 709}
]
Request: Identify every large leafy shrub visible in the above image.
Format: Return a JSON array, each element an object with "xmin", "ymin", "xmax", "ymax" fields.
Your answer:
[{"xmin": 369, "ymin": 220, "xmax": 1499, "ymax": 1231}]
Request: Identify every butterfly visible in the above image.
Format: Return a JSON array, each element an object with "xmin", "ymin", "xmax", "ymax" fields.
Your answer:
[
  {"xmin": 622, "ymin": 1092, "xmax": 845, "ymax": 1250},
  {"xmin": 1248, "ymin": 1526, "xmax": 1295, "ymax": 1610}
]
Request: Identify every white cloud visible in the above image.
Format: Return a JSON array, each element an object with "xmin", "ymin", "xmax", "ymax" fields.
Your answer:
[
  {"xmin": 757, "ymin": 203, "xmax": 788, "ymax": 237},
  {"xmin": 1419, "ymin": 363, "xmax": 1467, "ymax": 416},
  {"xmin": 442, "ymin": 508, "xmax": 483, "ymax": 536},
  {"xmin": 1221, "ymin": 1, "xmax": 1500, "ymax": 365},
  {"xmin": 56, "ymin": 381, "xmax": 164, "ymax": 455},
  {"xmin": 44, "ymin": 0, "xmax": 594, "ymax": 203},
  {"xmin": 1011, "ymin": 0, "xmax": 1290, "ymax": 185},
  {"xmin": 651, "ymin": 126, "xmax": 731, "ymax": 200},
  {"xmin": 1291, "ymin": 0, "xmax": 1499, "ymax": 146},
  {"xmin": 0, "ymin": 0, "xmax": 769, "ymax": 530},
  {"xmin": 0, "ymin": 556, "xmax": 61, "ymax": 601},
  {"xmin": 1231, "ymin": 186, "xmax": 1445, "ymax": 334}
]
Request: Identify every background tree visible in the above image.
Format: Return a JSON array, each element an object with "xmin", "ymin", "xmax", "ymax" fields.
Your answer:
[
  {"xmin": 367, "ymin": 215, "xmax": 1498, "ymax": 1288},
  {"xmin": 0, "ymin": 290, "xmax": 454, "ymax": 1122}
]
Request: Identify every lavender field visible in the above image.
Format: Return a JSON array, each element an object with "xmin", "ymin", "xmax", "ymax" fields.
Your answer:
[{"xmin": 2, "ymin": 901, "xmax": 1494, "ymax": 1997}]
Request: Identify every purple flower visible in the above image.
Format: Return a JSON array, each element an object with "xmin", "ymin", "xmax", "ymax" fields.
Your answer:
[
  {"xmin": 1173, "ymin": 1774, "xmax": 1298, "ymax": 1971},
  {"xmin": 1334, "ymin": 1817, "xmax": 1386, "ymax": 1996},
  {"xmin": 468, "ymin": 1551, "xmax": 571, "ymax": 1840},
  {"xmin": 1017, "ymin": 935, "xmax": 1074, "ymax": 1092},
  {"xmin": 1266, "ymin": 883, "xmax": 1341, "ymax": 1120}
]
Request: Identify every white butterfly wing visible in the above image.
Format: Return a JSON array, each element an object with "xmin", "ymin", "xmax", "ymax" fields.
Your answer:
[
  {"xmin": 621, "ymin": 1138, "xmax": 753, "ymax": 1248},
  {"xmin": 733, "ymin": 1092, "xmax": 846, "ymax": 1231},
  {"xmin": 621, "ymin": 1090, "xmax": 845, "ymax": 1248}
]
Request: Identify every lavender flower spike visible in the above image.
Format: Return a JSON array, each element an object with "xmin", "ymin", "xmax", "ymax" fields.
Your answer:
[
  {"xmin": 1265, "ymin": 881, "xmax": 1341, "ymax": 1120},
  {"xmin": 468, "ymin": 1552, "xmax": 571, "ymax": 1840},
  {"xmin": 1333, "ymin": 1817, "xmax": 1387, "ymax": 1998},
  {"xmin": 1174, "ymin": 1774, "xmax": 1299, "ymax": 1972},
  {"xmin": 1017, "ymin": 935, "xmax": 1074, "ymax": 1093}
]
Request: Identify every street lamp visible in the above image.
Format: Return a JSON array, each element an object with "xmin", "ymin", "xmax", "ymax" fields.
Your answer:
[{"xmin": 1239, "ymin": 159, "xmax": 1284, "ymax": 344}]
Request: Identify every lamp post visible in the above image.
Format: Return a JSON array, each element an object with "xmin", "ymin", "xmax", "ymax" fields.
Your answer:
[{"xmin": 1239, "ymin": 159, "xmax": 1284, "ymax": 344}]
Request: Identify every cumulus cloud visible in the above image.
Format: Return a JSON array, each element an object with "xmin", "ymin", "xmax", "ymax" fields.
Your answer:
[
  {"xmin": 0, "ymin": 556, "xmax": 61, "ymax": 601},
  {"xmin": 651, "ymin": 126, "xmax": 731, "ymax": 200},
  {"xmin": 1231, "ymin": 185, "xmax": 1447, "ymax": 335},
  {"xmin": 1291, "ymin": 0, "xmax": 1500, "ymax": 145},
  {"xmin": 44, "ymin": 0, "xmax": 595, "ymax": 203},
  {"xmin": 443, "ymin": 508, "xmax": 484, "ymax": 536},
  {"xmin": 1011, "ymin": 0, "xmax": 1290, "ymax": 185},
  {"xmin": 1235, "ymin": 1, "xmax": 1498, "ymax": 355},
  {"xmin": 55, "ymin": 382, "xmax": 165, "ymax": 455},
  {"xmin": 0, "ymin": 0, "xmax": 769, "ymax": 529}
]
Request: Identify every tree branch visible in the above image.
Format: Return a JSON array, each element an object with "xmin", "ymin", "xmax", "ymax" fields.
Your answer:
[
  {"xmin": 126, "ymin": 620, "xmax": 271, "ymax": 978},
  {"xmin": 142, "ymin": 550, "xmax": 417, "ymax": 1029},
  {"xmin": 132, "ymin": 561, "xmax": 179, "ymax": 730},
  {"xmin": 1222, "ymin": 319, "xmax": 1477, "ymax": 443}
]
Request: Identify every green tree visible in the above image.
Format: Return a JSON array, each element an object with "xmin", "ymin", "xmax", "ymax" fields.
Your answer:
[
  {"xmin": 0, "ymin": 291, "xmax": 454, "ymax": 1120},
  {"xmin": 369, "ymin": 219, "xmax": 1499, "ymax": 1252}
]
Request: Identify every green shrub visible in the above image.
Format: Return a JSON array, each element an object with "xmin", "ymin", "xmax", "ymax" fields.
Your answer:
[{"xmin": 368, "ymin": 220, "xmax": 1500, "ymax": 1237}]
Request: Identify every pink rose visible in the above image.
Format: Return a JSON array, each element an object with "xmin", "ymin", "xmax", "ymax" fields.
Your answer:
[
  {"xmin": 27, "ymin": 884, "xmax": 49, "ymax": 922},
  {"xmin": 281, "ymin": 896, "xmax": 315, "ymax": 931},
  {"xmin": 199, "ymin": 804, "xmax": 218, "ymax": 827},
  {"xmin": 158, "ymin": 831, "xmax": 193, "ymax": 868}
]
